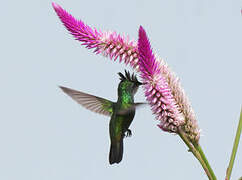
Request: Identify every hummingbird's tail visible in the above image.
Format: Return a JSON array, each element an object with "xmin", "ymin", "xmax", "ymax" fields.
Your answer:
[{"xmin": 109, "ymin": 139, "xmax": 123, "ymax": 164}]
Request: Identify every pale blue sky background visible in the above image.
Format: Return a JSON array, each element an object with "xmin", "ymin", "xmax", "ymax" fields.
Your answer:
[{"xmin": 0, "ymin": 0, "xmax": 242, "ymax": 179}]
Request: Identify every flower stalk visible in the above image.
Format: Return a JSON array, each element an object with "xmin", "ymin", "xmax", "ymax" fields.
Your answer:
[
  {"xmin": 178, "ymin": 129, "xmax": 215, "ymax": 180},
  {"xmin": 193, "ymin": 142, "xmax": 217, "ymax": 180},
  {"xmin": 179, "ymin": 128, "xmax": 217, "ymax": 180},
  {"xmin": 225, "ymin": 108, "xmax": 242, "ymax": 180}
]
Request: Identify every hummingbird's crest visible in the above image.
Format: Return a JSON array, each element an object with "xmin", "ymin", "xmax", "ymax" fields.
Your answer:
[{"xmin": 118, "ymin": 70, "xmax": 142, "ymax": 85}]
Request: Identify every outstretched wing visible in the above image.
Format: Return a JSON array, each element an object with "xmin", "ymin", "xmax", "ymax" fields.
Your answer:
[{"xmin": 60, "ymin": 86, "xmax": 114, "ymax": 116}]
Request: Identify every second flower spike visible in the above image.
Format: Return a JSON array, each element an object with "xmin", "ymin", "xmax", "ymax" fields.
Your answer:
[{"xmin": 138, "ymin": 26, "xmax": 200, "ymax": 142}]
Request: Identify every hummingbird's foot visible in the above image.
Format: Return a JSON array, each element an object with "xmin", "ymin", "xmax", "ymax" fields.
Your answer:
[{"xmin": 125, "ymin": 129, "xmax": 132, "ymax": 138}]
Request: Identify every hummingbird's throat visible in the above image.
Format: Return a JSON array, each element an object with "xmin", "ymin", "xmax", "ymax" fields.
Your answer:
[{"xmin": 119, "ymin": 92, "xmax": 134, "ymax": 105}]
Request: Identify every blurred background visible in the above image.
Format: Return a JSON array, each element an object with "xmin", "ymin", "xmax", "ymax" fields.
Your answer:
[{"xmin": 0, "ymin": 0, "xmax": 241, "ymax": 179}]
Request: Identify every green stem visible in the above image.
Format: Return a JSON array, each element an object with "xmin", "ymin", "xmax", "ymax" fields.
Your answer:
[
  {"xmin": 193, "ymin": 142, "xmax": 217, "ymax": 180},
  {"xmin": 178, "ymin": 129, "xmax": 215, "ymax": 180},
  {"xmin": 225, "ymin": 108, "xmax": 242, "ymax": 180}
]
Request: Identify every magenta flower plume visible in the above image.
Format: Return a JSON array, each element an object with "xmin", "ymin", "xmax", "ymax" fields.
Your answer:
[
  {"xmin": 52, "ymin": 2, "xmax": 139, "ymax": 69},
  {"xmin": 138, "ymin": 26, "xmax": 184, "ymax": 132},
  {"xmin": 52, "ymin": 2, "xmax": 101, "ymax": 50},
  {"xmin": 52, "ymin": 2, "xmax": 200, "ymax": 142},
  {"xmin": 138, "ymin": 26, "xmax": 200, "ymax": 142}
]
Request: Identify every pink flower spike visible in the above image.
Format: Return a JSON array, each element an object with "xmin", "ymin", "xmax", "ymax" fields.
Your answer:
[
  {"xmin": 52, "ymin": 2, "xmax": 102, "ymax": 51},
  {"xmin": 138, "ymin": 26, "xmax": 200, "ymax": 142},
  {"xmin": 138, "ymin": 26, "xmax": 161, "ymax": 78},
  {"xmin": 52, "ymin": 2, "xmax": 139, "ymax": 69},
  {"xmin": 138, "ymin": 26, "xmax": 184, "ymax": 133}
]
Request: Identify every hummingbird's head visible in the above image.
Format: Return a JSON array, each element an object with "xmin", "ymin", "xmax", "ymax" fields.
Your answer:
[{"xmin": 118, "ymin": 70, "xmax": 143, "ymax": 96}]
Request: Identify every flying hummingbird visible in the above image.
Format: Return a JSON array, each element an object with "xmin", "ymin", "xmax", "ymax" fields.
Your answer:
[{"xmin": 59, "ymin": 70, "xmax": 144, "ymax": 164}]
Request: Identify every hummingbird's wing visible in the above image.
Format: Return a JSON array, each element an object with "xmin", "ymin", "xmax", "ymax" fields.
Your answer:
[
  {"xmin": 116, "ymin": 103, "xmax": 147, "ymax": 115},
  {"xmin": 59, "ymin": 86, "xmax": 114, "ymax": 116}
]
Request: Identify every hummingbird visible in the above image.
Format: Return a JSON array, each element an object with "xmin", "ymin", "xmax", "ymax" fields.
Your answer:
[{"xmin": 59, "ymin": 70, "xmax": 144, "ymax": 164}]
